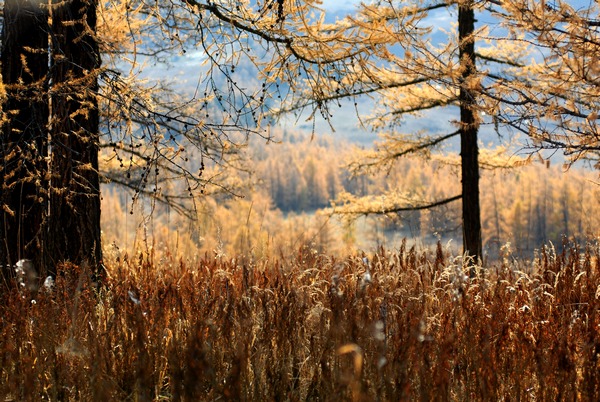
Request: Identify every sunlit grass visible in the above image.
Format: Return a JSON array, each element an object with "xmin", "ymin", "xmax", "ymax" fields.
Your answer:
[{"xmin": 0, "ymin": 240, "xmax": 599, "ymax": 400}]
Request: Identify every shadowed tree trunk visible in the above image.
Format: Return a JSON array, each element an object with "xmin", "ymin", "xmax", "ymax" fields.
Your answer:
[
  {"xmin": 1, "ymin": 0, "xmax": 102, "ymax": 279},
  {"xmin": 458, "ymin": 2, "xmax": 483, "ymax": 266},
  {"xmin": 0, "ymin": 0, "xmax": 50, "ymax": 275},
  {"xmin": 47, "ymin": 0, "xmax": 102, "ymax": 270}
]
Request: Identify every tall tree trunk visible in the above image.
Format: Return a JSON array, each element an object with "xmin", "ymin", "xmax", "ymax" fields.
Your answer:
[
  {"xmin": 1, "ymin": 0, "xmax": 102, "ymax": 278},
  {"xmin": 458, "ymin": 2, "xmax": 482, "ymax": 266},
  {"xmin": 47, "ymin": 0, "xmax": 102, "ymax": 271},
  {"xmin": 0, "ymin": 0, "xmax": 50, "ymax": 275}
]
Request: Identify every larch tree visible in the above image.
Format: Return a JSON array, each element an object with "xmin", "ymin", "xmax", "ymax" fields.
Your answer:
[
  {"xmin": 1, "ymin": 0, "xmax": 53, "ymax": 273},
  {"xmin": 280, "ymin": 0, "xmax": 541, "ymax": 264},
  {"xmin": 0, "ymin": 0, "xmax": 392, "ymax": 278},
  {"xmin": 495, "ymin": 0, "xmax": 600, "ymax": 166},
  {"xmin": 48, "ymin": 0, "xmax": 103, "ymax": 270}
]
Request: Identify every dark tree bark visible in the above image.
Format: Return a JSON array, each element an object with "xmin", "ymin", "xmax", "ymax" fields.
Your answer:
[
  {"xmin": 458, "ymin": 2, "xmax": 483, "ymax": 266},
  {"xmin": 47, "ymin": 0, "xmax": 102, "ymax": 271},
  {"xmin": 0, "ymin": 1, "xmax": 50, "ymax": 274},
  {"xmin": 0, "ymin": 0, "xmax": 102, "ymax": 279}
]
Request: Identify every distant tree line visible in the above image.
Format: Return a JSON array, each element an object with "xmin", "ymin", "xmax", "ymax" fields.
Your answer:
[{"xmin": 252, "ymin": 133, "xmax": 600, "ymax": 259}]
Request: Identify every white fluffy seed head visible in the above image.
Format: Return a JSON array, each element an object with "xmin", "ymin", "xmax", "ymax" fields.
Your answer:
[{"xmin": 15, "ymin": 259, "xmax": 39, "ymax": 292}]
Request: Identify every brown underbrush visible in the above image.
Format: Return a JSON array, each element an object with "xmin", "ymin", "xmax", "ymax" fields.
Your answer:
[{"xmin": 0, "ymin": 241, "xmax": 599, "ymax": 401}]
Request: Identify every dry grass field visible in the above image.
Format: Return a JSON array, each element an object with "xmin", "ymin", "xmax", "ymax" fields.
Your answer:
[{"xmin": 0, "ymin": 240, "xmax": 599, "ymax": 401}]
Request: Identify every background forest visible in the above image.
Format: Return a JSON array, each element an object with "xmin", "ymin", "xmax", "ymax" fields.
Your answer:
[{"xmin": 101, "ymin": 130, "xmax": 600, "ymax": 262}]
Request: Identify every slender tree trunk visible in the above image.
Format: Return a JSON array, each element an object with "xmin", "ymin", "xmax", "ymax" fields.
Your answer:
[
  {"xmin": 47, "ymin": 0, "xmax": 102, "ymax": 271},
  {"xmin": 491, "ymin": 176, "xmax": 501, "ymax": 252},
  {"xmin": 458, "ymin": 2, "xmax": 482, "ymax": 267},
  {"xmin": 0, "ymin": 0, "xmax": 50, "ymax": 275}
]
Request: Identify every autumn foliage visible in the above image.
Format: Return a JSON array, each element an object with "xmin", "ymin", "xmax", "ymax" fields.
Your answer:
[
  {"xmin": 1, "ymin": 0, "xmax": 600, "ymax": 398},
  {"xmin": 100, "ymin": 133, "xmax": 600, "ymax": 261}
]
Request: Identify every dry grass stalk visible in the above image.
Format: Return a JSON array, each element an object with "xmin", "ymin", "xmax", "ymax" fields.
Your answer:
[{"xmin": 0, "ymin": 240, "xmax": 598, "ymax": 400}]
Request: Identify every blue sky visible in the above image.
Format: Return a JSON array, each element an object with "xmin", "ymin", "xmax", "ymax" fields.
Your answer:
[{"xmin": 321, "ymin": 0, "xmax": 363, "ymax": 12}]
